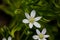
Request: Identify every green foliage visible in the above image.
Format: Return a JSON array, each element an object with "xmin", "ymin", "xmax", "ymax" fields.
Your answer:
[{"xmin": 0, "ymin": 0, "xmax": 60, "ymax": 40}]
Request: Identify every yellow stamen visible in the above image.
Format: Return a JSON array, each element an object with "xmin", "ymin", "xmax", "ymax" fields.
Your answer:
[
  {"xmin": 39, "ymin": 33, "xmax": 44, "ymax": 39},
  {"xmin": 29, "ymin": 17, "xmax": 35, "ymax": 23}
]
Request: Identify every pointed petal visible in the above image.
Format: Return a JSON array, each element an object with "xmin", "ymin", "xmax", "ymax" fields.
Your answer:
[
  {"xmin": 44, "ymin": 35, "xmax": 49, "ymax": 38},
  {"xmin": 2, "ymin": 38, "xmax": 6, "ymax": 40},
  {"xmin": 25, "ymin": 13, "xmax": 30, "ymax": 19},
  {"xmin": 42, "ymin": 28, "xmax": 46, "ymax": 34},
  {"xmin": 38, "ymin": 39, "xmax": 41, "ymax": 40},
  {"xmin": 35, "ymin": 17, "xmax": 42, "ymax": 21},
  {"xmin": 36, "ymin": 29, "xmax": 40, "ymax": 35},
  {"xmin": 33, "ymin": 35, "xmax": 39, "ymax": 39},
  {"xmin": 43, "ymin": 38, "xmax": 46, "ymax": 40},
  {"xmin": 34, "ymin": 22, "xmax": 41, "ymax": 28},
  {"xmin": 31, "ymin": 10, "xmax": 36, "ymax": 17},
  {"xmin": 23, "ymin": 19, "xmax": 29, "ymax": 23},
  {"xmin": 29, "ymin": 23, "xmax": 33, "ymax": 28},
  {"xmin": 8, "ymin": 36, "xmax": 12, "ymax": 40}
]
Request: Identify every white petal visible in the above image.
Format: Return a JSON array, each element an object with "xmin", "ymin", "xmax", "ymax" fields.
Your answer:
[
  {"xmin": 34, "ymin": 22, "xmax": 41, "ymax": 28},
  {"xmin": 43, "ymin": 38, "xmax": 46, "ymax": 40},
  {"xmin": 31, "ymin": 10, "xmax": 36, "ymax": 17},
  {"xmin": 44, "ymin": 35, "xmax": 49, "ymax": 38},
  {"xmin": 29, "ymin": 23, "xmax": 33, "ymax": 28},
  {"xmin": 22, "ymin": 19, "xmax": 29, "ymax": 23},
  {"xmin": 25, "ymin": 13, "xmax": 30, "ymax": 19},
  {"xmin": 36, "ymin": 29, "xmax": 40, "ymax": 35},
  {"xmin": 42, "ymin": 28, "xmax": 46, "ymax": 34},
  {"xmin": 38, "ymin": 39, "xmax": 41, "ymax": 40},
  {"xmin": 33, "ymin": 35, "xmax": 39, "ymax": 39},
  {"xmin": 35, "ymin": 17, "xmax": 42, "ymax": 21},
  {"xmin": 8, "ymin": 36, "xmax": 12, "ymax": 40},
  {"xmin": 2, "ymin": 38, "xmax": 6, "ymax": 40}
]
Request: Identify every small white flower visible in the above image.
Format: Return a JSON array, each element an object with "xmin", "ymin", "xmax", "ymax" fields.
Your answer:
[
  {"xmin": 2, "ymin": 36, "xmax": 12, "ymax": 40},
  {"xmin": 2, "ymin": 38, "xmax": 6, "ymax": 40},
  {"xmin": 33, "ymin": 28, "xmax": 49, "ymax": 40},
  {"xmin": 23, "ymin": 10, "xmax": 42, "ymax": 28},
  {"xmin": 8, "ymin": 36, "xmax": 12, "ymax": 40}
]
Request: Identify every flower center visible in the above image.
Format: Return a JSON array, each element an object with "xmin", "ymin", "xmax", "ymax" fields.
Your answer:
[
  {"xmin": 39, "ymin": 33, "xmax": 44, "ymax": 39},
  {"xmin": 29, "ymin": 17, "xmax": 35, "ymax": 23}
]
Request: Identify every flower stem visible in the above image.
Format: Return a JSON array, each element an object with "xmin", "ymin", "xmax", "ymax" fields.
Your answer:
[{"xmin": 20, "ymin": 24, "xmax": 28, "ymax": 40}]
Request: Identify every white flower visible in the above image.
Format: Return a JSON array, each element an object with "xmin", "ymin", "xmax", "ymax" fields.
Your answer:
[
  {"xmin": 2, "ymin": 36, "xmax": 12, "ymax": 40},
  {"xmin": 2, "ymin": 38, "xmax": 6, "ymax": 40},
  {"xmin": 8, "ymin": 36, "xmax": 12, "ymax": 40},
  {"xmin": 23, "ymin": 10, "xmax": 42, "ymax": 28},
  {"xmin": 33, "ymin": 28, "xmax": 49, "ymax": 40}
]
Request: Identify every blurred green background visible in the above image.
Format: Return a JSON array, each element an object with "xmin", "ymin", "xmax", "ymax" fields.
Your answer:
[{"xmin": 0, "ymin": 0, "xmax": 60, "ymax": 40}]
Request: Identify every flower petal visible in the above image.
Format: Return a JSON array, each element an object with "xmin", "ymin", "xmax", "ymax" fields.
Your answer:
[
  {"xmin": 42, "ymin": 28, "xmax": 46, "ymax": 34},
  {"xmin": 33, "ymin": 35, "xmax": 39, "ymax": 39},
  {"xmin": 44, "ymin": 35, "xmax": 49, "ymax": 38},
  {"xmin": 36, "ymin": 29, "xmax": 40, "ymax": 35},
  {"xmin": 38, "ymin": 39, "xmax": 41, "ymax": 40},
  {"xmin": 43, "ymin": 38, "xmax": 46, "ymax": 40},
  {"xmin": 34, "ymin": 22, "xmax": 41, "ymax": 28},
  {"xmin": 31, "ymin": 10, "xmax": 36, "ymax": 17},
  {"xmin": 8, "ymin": 36, "xmax": 12, "ymax": 40},
  {"xmin": 25, "ymin": 13, "xmax": 30, "ymax": 19},
  {"xmin": 22, "ymin": 19, "xmax": 29, "ymax": 23},
  {"xmin": 29, "ymin": 23, "xmax": 33, "ymax": 28},
  {"xmin": 2, "ymin": 38, "xmax": 6, "ymax": 40},
  {"xmin": 35, "ymin": 17, "xmax": 42, "ymax": 21}
]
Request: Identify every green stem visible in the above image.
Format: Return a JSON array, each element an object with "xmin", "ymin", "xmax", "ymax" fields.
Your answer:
[
  {"xmin": 16, "ymin": 32, "xmax": 20, "ymax": 40},
  {"xmin": 25, "ymin": 35, "xmax": 29, "ymax": 40},
  {"xmin": 20, "ymin": 24, "xmax": 28, "ymax": 40}
]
